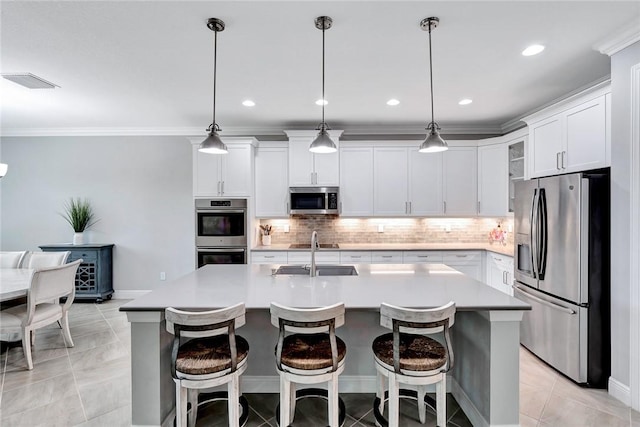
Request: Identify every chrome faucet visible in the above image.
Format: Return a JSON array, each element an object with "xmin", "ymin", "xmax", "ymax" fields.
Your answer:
[{"xmin": 310, "ymin": 230, "xmax": 319, "ymax": 277}]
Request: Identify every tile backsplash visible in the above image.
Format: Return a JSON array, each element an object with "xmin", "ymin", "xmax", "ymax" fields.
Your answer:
[{"xmin": 258, "ymin": 217, "xmax": 514, "ymax": 246}]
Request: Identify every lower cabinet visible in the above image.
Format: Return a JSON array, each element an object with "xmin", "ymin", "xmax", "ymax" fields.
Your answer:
[
  {"xmin": 441, "ymin": 251, "xmax": 484, "ymax": 282},
  {"xmin": 485, "ymin": 252, "xmax": 514, "ymax": 296},
  {"xmin": 251, "ymin": 251, "xmax": 287, "ymax": 264},
  {"xmin": 340, "ymin": 251, "xmax": 372, "ymax": 264},
  {"xmin": 287, "ymin": 251, "xmax": 340, "ymax": 265}
]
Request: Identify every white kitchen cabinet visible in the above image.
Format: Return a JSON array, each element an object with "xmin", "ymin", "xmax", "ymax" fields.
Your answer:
[
  {"xmin": 408, "ymin": 148, "xmax": 443, "ymax": 215},
  {"xmin": 402, "ymin": 251, "xmax": 443, "ymax": 264},
  {"xmin": 442, "ymin": 251, "xmax": 483, "ymax": 281},
  {"xmin": 485, "ymin": 252, "xmax": 514, "ymax": 296},
  {"xmin": 443, "ymin": 147, "xmax": 478, "ymax": 216},
  {"xmin": 524, "ymin": 84, "xmax": 610, "ymax": 178},
  {"xmin": 340, "ymin": 251, "xmax": 372, "ymax": 264},
  {"xmin": 251, "ymin": 251, "xmax": 287, "ymax": 264},
  {"xmin": 255, "ymin": 144, "xmax": 289, "ymax": 218},
  {"xmin": 374, "ymin": 147, "xmax": 409, "ymax": 216},
  {"xmin": 340, "ymin": 147, "xmax": 374, "ymax": 216},
  {"xmin": 286, "ymin": 130, "xmax": 342, "ymax": 187},
  {"xmin": 371, "ymin": 251, "xmax": 403, "ymax": 264},
  {"xmin": 192, "ymin": 139, "xmax": 256, "ymax": 198},
  {"xmin": 287, "ymin": 251, "xmax": 340, "ymax": 265},
  {"xmin": 478, "ymin": 143, "xmax": 508, "ymax": 216}
]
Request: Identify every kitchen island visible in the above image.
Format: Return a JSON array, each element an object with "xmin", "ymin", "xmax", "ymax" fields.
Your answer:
[{"xmin": 121, "ymin": 263, "xmax": 530, "ymax": 427}]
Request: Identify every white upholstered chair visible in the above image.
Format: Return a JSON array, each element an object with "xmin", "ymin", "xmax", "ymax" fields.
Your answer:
[
  {"xmin": 372, "ymin": 301, "xmax": 456, "ymax": 427},
  {"xmin": 0, "ymin": 251, "xmax": 27, "ymax": 268},
  {"xmin": 165, "ymin": 303, "xmax": 250, "ymax": 427},
  {"xmin": 20, "ymin": 251, "xmax": 70, "ymax": 269},
  {"xmin": 270, "ymin": 302, "xmax": 347, "ymax": 427},
  {"xmin": 0, "ymin": 259, "xmax": 82, "ymax": 370}
]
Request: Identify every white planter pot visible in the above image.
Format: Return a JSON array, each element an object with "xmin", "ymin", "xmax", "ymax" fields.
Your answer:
[
  {"xmin": 73, "ymin": 232, "xmax": 85, "ymax": 245},
  {"xmin": 261, "ymin": 235, "xmax": 271, "ymax": 246}
]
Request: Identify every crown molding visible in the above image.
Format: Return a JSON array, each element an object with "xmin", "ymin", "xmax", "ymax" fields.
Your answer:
[{"xmin": 594, "ymin": 17, "xmax": 640, "ymax": 56}]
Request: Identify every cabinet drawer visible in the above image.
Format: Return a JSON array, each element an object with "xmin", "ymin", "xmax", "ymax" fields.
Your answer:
[
  {"xmin": 371, "ymin": 251, "xmax": 403, "ymax": 264},
  {"xmin": 252, "ymin": 252, "xmax": 287, "ymax": 264},
  {"xmin": 402, "ymin": 251, "xmax": 443, "ymax": 264},
  {"xmin": 487, "ymin": 252, "xmax": 513, "ymax": 269},
  {"xmin": 286, "ymin": 251, "xmax": 340, "ymax": 265},
  {"xmin": 340, "ymin": 251, "xmax": 372, "ymax": 264},
  {"xmin": 442, "ymin": 251, "xmax": 482, "ymax": 264},
  {"xmin": 68, "ymin": 251, "xmax": 98, "ymax": 262}
]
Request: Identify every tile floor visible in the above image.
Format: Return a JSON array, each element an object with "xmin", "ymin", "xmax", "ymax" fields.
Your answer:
[{"xmin": 0, "ymin": 299, "xmax": 638, "ymax": 426}]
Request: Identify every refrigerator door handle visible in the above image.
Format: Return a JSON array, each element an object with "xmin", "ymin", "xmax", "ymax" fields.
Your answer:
[
  {"xmin": 530, "ymin": 189, "xmax": 539, "ymax": 278},
  {"xmin": 537, "ymin": 188, "xmax": 548, "ymax": 278},
  {"xmin": 513, "ymin": 285, "xmax": 576, "ymax": 315}
]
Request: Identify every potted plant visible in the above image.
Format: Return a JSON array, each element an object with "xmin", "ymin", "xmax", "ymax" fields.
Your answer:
[
  {"xmin": 260, "ymin": 224, "xmax": 272, "ymax": 246},
  {"xmin": 62, "ymin": 198, "xmax": 98, "ymax": 245}
]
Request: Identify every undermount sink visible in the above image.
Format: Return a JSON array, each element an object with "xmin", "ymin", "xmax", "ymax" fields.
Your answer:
[
  {"xmin": 288, "ymin": 243, "xmax": 340, "ymax": 249},
  {"xmin": 273, "ymin": 265, "xmax": 358, "ymax": 276}
]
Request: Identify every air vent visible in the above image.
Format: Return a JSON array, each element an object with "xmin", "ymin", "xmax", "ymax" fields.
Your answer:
[{"xmin": 1, "ymin": 73, "xmax": 59, "ymax": 89}]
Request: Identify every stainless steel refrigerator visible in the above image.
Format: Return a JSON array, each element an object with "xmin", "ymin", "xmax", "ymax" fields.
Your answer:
[{"xmin": 513, "ymin": 172, "xmax": 610, "ymax": 387}]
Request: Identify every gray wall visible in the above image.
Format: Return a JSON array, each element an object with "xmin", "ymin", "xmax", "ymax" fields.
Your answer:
[
  {"xmin": 610, "ymin": 41, "xmax": 640, "ymax": 388},
  {"xmin": 0, "ymin": 135, "xmax": 194, "ymax": 292}
]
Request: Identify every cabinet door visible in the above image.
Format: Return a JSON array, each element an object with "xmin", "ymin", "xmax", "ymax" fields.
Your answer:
[
  {"xmin": 371, "ymin": 251, "xmax": 403, "ymax": 264},
  {"xmin": 255, "ymin": 147, "xmax": 289, "ymax": 217},
  {"xmin": 221, "ymin": 144, "xmax": 253, "ymax": 197},
  {"xmin": 340, "ymin": 251, "xmax": 372, "ymax": 264},
  {"xmin": 374, "ymin": 147, "xmax": 409, "ymax": 216},
  {"xmin": 443, "ymin": 147, "xmax": 478, "ymax": 215},
  {"xmin": 408, "ymin": 148, "xmax": 443, "ymax": 215},
  {"xmin": 193, "ymin": 147, "xmax": 222, "ymax": 197},
  {"xmin": 252, "ymin": 251, "xmax": 287, "ymax": 264},
  {"xmin": 340, "ymin": 147, "xmax": 374, "ymax": 216},
  {"xmin": 288, "ymin": 139, "xmax": 315, "ymax": 186},
  {"xmin": 478, "ymin": 143, "xmax": 508, "ymax": 216},
  {"xmin": 565, "ymin": 96, "xmax": 607, "ymax": 172},
  {"xmin": 314, "ymin": 149, "xmax": 340, "ymax": 186},
  {"xmin": 530, "ymin": 116, "xmax": 563, "ymax": 178}
]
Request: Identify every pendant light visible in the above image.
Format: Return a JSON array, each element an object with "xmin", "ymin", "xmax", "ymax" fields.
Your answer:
[
  {"xmin": 199, "ymin": 18, "xmax": 227, "ymax": 154},
  {"xmin": 418, "ymin": 17, "xmax": 448, "ymax": 153},
  {"xmin": 309, "ymin": 16, "xmax": 337, "ymax": 154}
]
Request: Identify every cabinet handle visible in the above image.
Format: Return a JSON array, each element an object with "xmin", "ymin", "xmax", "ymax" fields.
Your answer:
[
  {"xmin": 351, "ymin": 256, "xmax": 362, "ymax": 259},
  {"xmin": 456, "ymin": 255, "xmax": 467, "ymax": 258},
  {"xmin": 556, "ymin": 152, "xmax": 562, "ymax": 170},
  {"xmin": 339, "ymin": 201, "xmax": 342, "ymax": 214},
  {"xmin": 217, "ymin": 181, "xmax": 221, "ymax": 194},
  {"xmin": 381, "ymin": 256, "xmax": 393, "ymax": 258},
  {"xmin": 265, "ymin": 256, "xmax": 275, "ymax": 259},
  {"xmin": 502, "ymin": 271, "xmax": 507, "ymax": 284},
  {"xmin": 311, "ymin": 172, "xmax": 314, "ymax": 184},
  {"xmin": 443, "ymin": 201, "xmax": 447, "ymax": 213},
  {"xmin": 417, "ymin": 255, "xmax": 430, "ymax": 258},
  {"xmin": 494, "ymin": 257, "xmax": 502, "ymax": 262},
  {"xmin": 409, "ymin": 201, "xmax": 412, "ymax": 214},
  {"xmin": 562, "ymin": 151, "xmax": 567, "ymax": 169},
  {"xmin": 221, "ymin": 181, "xmax": 225, "ymax": 195},
  {"xmin": 405, "ymin": 202, "xmax": 408, "ymax": 214},
  {"xmin": 478, "ymin": 201, "xmax": 481, "ymax": 214}
]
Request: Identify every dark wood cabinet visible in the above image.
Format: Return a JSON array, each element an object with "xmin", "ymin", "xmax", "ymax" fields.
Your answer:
[{"xmin": 39, "ymin": 244, "xmax": 114, "ymax": 303}]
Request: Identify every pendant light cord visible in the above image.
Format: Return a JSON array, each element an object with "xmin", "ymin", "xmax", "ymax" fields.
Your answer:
[
  {"xmin": 428, "ymin": 22, "xmax": 435, "ymax": 128},
  {"xmin": 321, "ymin": 17, "xmax": 326, "ymax": 128},
  {"xmin": 212, "ymin": 29, "xmax": 218, "ymax": 130}
]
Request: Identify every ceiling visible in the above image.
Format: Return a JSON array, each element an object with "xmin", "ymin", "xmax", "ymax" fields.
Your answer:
[{"xmin": 1, "ymin": 1, "xmax": 638, "ymax": 137}]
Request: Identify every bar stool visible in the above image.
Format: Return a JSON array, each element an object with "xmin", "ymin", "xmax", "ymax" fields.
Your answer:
[
  {"xmin": 165, "ymin": 303, "xmax": 250, "ymax": 427},
  {"xmin": 372, "ymin": 301, "xmax": 456, "ymax": 427},
  {"xmin": 270, "ymin": 302, "xmax": 347, "ymax": 427}
]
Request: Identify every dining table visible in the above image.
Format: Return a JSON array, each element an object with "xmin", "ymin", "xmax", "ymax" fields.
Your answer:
[{"xmin": 0, "ymin": 268, "xmax": 34, "ymax": 302}]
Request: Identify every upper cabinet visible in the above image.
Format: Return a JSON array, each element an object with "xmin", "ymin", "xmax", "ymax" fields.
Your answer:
[
  {"xmin": 191, "ymin": 138, "xmax": 257, "ymax": 198},
  {"xmin": 340, "ymin": 146, "xmax": 374, "ymax": 216},
  {"xmin": 443, "ymin": 147, "xmax": 478, "ymax": 215},
  {"xmin": 374, "ymin": 147, "xmax": 410, "ymax": 216},
  {"xmin": 285, "ymin": 130, "xmax": 343, "ymax": 187},
  {"xmin": 408, "ymin": 148, "xmax": 443, "ymax": 216},
  {"xmin": 523, "ymin": 83, "xmax": 611, "ymax": 178},
  {"xmin": 255, "ymin": 143, "xmax": 289, "ymax": 218}
]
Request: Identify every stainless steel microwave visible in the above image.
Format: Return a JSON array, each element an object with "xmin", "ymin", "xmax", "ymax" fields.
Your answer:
[{"xmin": 289, "ymin": 187, "xmax": 340, "ymax": 215}]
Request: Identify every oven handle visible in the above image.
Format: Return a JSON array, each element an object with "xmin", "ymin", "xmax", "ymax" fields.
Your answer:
[
  {"xmin": 513, "ymin": 284, "xmax": 576, "ymax": 315},
  {"xmin": 196, "ymin": 210, "xmax": 246, "ymax": 214},
  {"xmin": 198, "ymin": 248, "xmax": 246, "ymax": 253}
]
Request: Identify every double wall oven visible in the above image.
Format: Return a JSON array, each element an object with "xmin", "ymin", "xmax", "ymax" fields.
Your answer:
[{"xmin": 195, "ymin": 199, "xmax": 248, "ymax": 267}]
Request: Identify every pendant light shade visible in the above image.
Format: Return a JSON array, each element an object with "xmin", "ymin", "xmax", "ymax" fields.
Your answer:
[
  {"xmin": 0, "ymin": 163, "xmax": 7, "ymax": 178},
  {"xmin": 199, "ymin": 18, "xmax": 227, "ymax": 154},
  {"xmin": 418, "ymin": 17, "xmax": 448, "ymax": 154},
  {"xmin": 309, "ymin": 16, "xmax": 337, "ymax": 154}
]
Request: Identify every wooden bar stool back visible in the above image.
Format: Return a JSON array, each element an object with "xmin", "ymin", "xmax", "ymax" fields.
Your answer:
[
  {"xmin": 372, "ymin": 301, "xmax": 456, "ymax": 427},
  {"xmin": 165, "ymin": 303, "xmax": 250, "ymax": 427},
  {"xmin": 270, "ymin": 302, "xmax": 347, "ymax": 427}
]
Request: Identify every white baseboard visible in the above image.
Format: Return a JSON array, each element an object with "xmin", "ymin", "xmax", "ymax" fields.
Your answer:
[
  {"xmin": 608, "ymin": 377, "xmax": 631, "ymax": 406},
  {"xmin": 113, "ymin": 290, "xmax": 151, "ymax": 300},
  {"xmin": 450, "ymin": 378, "xmax": 489, "ymax": 427}
]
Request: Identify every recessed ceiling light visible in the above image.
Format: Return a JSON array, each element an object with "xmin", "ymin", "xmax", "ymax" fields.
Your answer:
[
  {"xmin": 458, "ymin": 99, "xmax": 473, "ymax": 105},
  {"xmin": 386, "ymin": 99, "xmax": 400, "ymax": 106},
  {"xmin": 242, "ymin": 100, "xmax": 255, "ymax": 107},
  {"xmin": 315, "ymin": 99, "xmax": 328, "ymax": 106},
  {"xmin": 522, "ymin": 44, "xmax": 545, "ymax": 56},
  {"xmin": 1, "ymin": 73, "xmax": 59, "ymax": 89}
]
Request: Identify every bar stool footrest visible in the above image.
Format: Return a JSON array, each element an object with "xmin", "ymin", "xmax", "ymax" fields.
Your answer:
[
  {"xmin": 373, "ymin": 389, "xmax": 438, "ymax": 427},
  {"xmin": 186, "ymin": 391, "xmax": 249, "ymax": 427},
  {"xmin": 275, "ymin": 388, "xmax": 346, "ymax": 427}
]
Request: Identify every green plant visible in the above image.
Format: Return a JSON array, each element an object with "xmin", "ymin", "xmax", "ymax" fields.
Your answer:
[{"xmin": 62, "ymin": 198, "xmax": 98, "ymax": 232}]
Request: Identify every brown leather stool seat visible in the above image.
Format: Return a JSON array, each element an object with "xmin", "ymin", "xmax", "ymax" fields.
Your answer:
[{"xmin": 372, "ymin": 333, "xmax": 446, "ymax": 372}]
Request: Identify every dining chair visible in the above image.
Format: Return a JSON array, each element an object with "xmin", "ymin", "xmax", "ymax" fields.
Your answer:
[
  {"xmin": 165, "ymin": 303, "xmax": 250, "ymax": 427},
  {"xmin": 0, "ymin": 259, "xmax": 82, "ymax": 370},
  {"xmin": 20, "ymin": 251, "xmax": 70, "ymax": 269},
  {"xmin": 0, "ymin": 251, "xmax": 27, "ymax": 268},
  {"xmin": 372, "ymin": 301, "xmax": 456, "ymax": 427},
  {"xmin": 270, "ymin": 301, "xmax": 347, "ymax": 427}
]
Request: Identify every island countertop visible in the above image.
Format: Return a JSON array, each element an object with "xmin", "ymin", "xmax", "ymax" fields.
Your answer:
[{"xmin": 120, "ymin": 263, "xmax": 529, "ymax": 312}]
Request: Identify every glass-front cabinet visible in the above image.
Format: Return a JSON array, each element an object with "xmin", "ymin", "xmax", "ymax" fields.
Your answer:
[{"xmin": 509, "ymin": 140, "xmax": 525, "ymax": 213}]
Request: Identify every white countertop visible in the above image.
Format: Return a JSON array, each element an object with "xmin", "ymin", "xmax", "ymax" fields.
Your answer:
[
  {"xmin": 121, "ymin": 263, "xmax": 529, "ymax": 312},
  {"xmin": 252, "ymin": 242, "xmax": 514, "ymax": 257}
]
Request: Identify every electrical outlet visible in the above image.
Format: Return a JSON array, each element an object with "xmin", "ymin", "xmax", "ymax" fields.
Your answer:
[
  {"xmin": 378, "ymin": 224, "xmax": 384, "ymax": 233},
  {"xmin": 160, "ymin": 272, "xmax": 166, "ymax": 281},
  {"xmin": 284, "ymin": 224, "xmax": 290, "ymax": 233},
  {"xmin": 445, "ymin": 224, "xmax": 452, "ymax": 232},
  {"xmin": 507, "ymin": 224, "xmax": 513, "ymax": 232}
]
